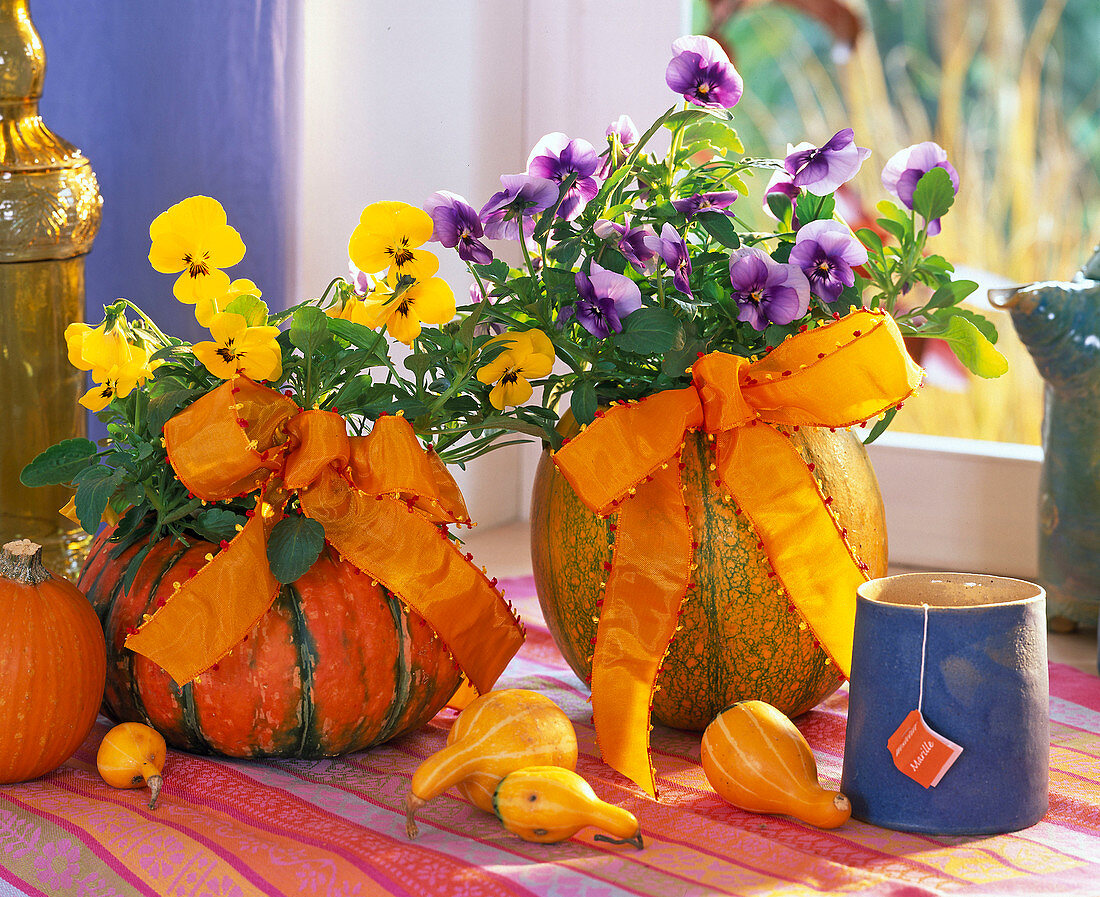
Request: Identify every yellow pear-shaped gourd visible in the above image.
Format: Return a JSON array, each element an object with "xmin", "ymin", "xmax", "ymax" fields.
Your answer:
[
  {"xmin": 494, "ymin": 766, "xmax": 643, "ymax": 848},
  {"xmin": 97, "ymin": 723, "xmax": 167, "ymax": 809},
  {"xmin": 406, "ymin": 689, "xmax": 578, "ymax": 838},
  {"xmin": 701, "ymin": 700, "xmax": 850, "ymax": 829}
]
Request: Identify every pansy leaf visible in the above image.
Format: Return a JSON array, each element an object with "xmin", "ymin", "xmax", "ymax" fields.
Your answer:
[
  {"xmin": 223, "ymin": 294, "xmax": 269, "ymax": 327},
  {"xmin": 876, "ymin": 216, "xmax": 908, "ymax": 246},
  {"xmin": 697, "ymin": 211, "xmax": 741, "ymax": 249},
  {"xmin": 795, "ymin": 193, "xmax": 835, "ymax": 225},
  {"xmin": 855, "ymin": 228, "xmax": 883, "ymax": 254},
  {"xmin": 267, "ymin": 515, "xmax": 325, "ymax": 584},
  {"xmin": 614, "ymin": 308, "xmax": 681, "ymax": 355},
  {"xmin": 570, "ymin": 380, "xmax": 597, "ymax": 426},
  {"xmin": 766, "ymin": 192, "xmax": 794, "ymax": 227},
  {"xmin": 915, "ymin": 313, "xmax": 1007, "ymax": 378},
  {"xmin": 923, "ymin": 280, "xmax": 978, "ymax": 312},
  {"xmin": 289, "ymin": 305, "xmax": 330, "ymax": 357},
  {"xmin": 191, "ymin": 508, "xmax": 246, "ymax": 543},
  {"xmin": 20, "ymin": 437, "xmax": 98, "ymax": 487},
  {"xmin": 325, "ymin": 318, "xmax": 387, "ymax": 360},
  {"xmin": 73, "ymin": 465, "xmax": 124, "ymax": 535},
  {"xmin": 146, "ymin": 387, "xmax": 206, "ymax": 437},
  {"xmin": 862, "ymin": 407, "xmax": 899, "ymax": 445},
  {"xmin": 911, "ymin": 167, "xmax": 956, "ymax": 224}
]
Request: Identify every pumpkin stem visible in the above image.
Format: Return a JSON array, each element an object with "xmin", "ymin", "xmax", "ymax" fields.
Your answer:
[
  {"xmin": 147, "ymin": 774, "xmax": 163, "ymax": 809},
  {"xmin": 0, "ymin": 540, "xmax": 51, "ymax": 585}
]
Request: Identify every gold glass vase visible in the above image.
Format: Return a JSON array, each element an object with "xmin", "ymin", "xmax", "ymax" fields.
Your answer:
[{"xmin": 0, "ymin": 0, "xmax": 102, "ymax": 579}]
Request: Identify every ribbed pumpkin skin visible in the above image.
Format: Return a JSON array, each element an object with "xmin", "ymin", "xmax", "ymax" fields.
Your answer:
[
  {"xmin": 531, "ymin": 427, "xmax": 887, "ymax": 731},
  {"xmin": 0, "ymin": 560, "xmax": 106, "ymax": 783},
  {"xmin": 78, "ymin": 532, "xmax": 462, "ymax": 758}
]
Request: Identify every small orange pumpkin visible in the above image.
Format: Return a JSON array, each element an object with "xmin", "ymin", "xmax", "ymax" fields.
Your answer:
[
  {"xmin": 0, "ymin": 539, "xmax": 106, "ymax": 783},
  {"xmin": 701, "ymin": 700, "xmax": 851, "ymax": 829}
]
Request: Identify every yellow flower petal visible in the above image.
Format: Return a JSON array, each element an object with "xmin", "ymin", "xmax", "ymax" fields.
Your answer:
[
  {"xmin": 490, "ymin": 377, "xmax": 534, "ymax": 410},
  {"xmin": 348, "ymin": 201, "xmax": 434, "ymax": 275},
  {"xmin": 386, "ymin": 308, "xmax": 423, "ymax": 344},
  {"xmin": 79, "ymin": 382, "xmax": 115, "ymax": 412},
  {"xmin": 59, "ymin": 496, "xmax": 79, "ymax": 527},
  {"xmin": 173, "ymin": 267, "xmax": 232, "ymax": 306},
  {"xmin": 405, "ymin": 277, "xmax": 456, "ymax": 326}
]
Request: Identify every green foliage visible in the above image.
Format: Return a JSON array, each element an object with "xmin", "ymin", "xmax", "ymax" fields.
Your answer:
[{"xmin": 267, "ymin": 515, "xmax": 326, "ymax": 584}]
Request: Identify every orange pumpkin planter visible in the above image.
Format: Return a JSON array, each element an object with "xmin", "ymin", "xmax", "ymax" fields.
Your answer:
[
  {"xmin": 78, "ymin": 532, "xmax": 462, "ymax": 758},
  {"xmin": 531, "ymin": 426, "xmax": 887, "ymax": 731}
]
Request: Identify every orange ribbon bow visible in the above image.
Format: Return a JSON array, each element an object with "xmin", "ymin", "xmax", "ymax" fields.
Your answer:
[
  {"xmin": 553, "ymin": 310, "xmax": 922, "ymax": 796},
  {"xmin": 125, "ymin": 377, "xmax": 524, "ymax": 694}
]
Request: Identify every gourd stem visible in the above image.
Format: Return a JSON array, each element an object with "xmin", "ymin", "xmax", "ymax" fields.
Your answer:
[
  {"xmin": 593, "ymin": 830, "xmax": 645, "ymax": 850},
  {"xmin": 147, "ymin": 774, "xmax": 163, "ymax": 809},
  {"xmin": 0, "ymin": 540, "xmax": 51, "ymax": 585},
  {"xmin": 405, "ymin": 793, "xmax": 426, "ymax": 839}
]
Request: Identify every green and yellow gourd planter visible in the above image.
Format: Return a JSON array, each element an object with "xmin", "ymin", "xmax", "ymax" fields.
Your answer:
[{"xmin": 531, "ymin": 421, "xmax": 887, "ymax": 731}]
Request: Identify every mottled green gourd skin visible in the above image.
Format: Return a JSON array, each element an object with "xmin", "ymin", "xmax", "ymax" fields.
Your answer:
[
  {"xmin": 1004, "ymin": 250, "xmax": 1100, "ymax": 631},
  {"xmin": 78, "ymin": 530, "xmax": 461, "ymax": 758},
  {"xmin": 531, "ymin": 427, "xmax": 888, "ymax": 731}
]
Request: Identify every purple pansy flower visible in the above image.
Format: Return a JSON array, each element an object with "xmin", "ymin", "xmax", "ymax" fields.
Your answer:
[
  {"xmin": 558, "ymin": 263, "xmax": 642, "ymax": 339},
  {"xmin": 424, "ymin": 191, "xmax": 493, "ymax": 264},
  {"xmin": 881, "ymin": 142, "xmax": 960, "ymax": 236},
  {"xmin": 665, "ymin": 35, "xmax": 743, "ymax": 109},
  {"xmin": 762, "ymin": 167, "xmax": 801, "ymax": 226},
  {"xmin": 783, "ymin": 128, "xmax": 871, "ymax": 196},
  {"xmin": 606, "ymin": 115, "xmax": 639, "ymax": 147},
  {"xmin": 671, "ymin": 190, "xmax": 739, "ymax": 217},
  {"xmin": 728, "ymin": 247, "xmax": 811, "ymax": 330},
  {"xmin": 526, "ymin": 132, "xmax": 600, "ymax": 220},
  {"xmin": 348, "ymin": 262, "xmax": 371, "ymax": 296},
  {"xmin": 479, "ymin": 174, "xmax": 558, "ymax": 241},
  {"xmin": 788, "ymin": 220, "xmax": 868, "ymax": 303},
  {"xmin": 645, "ymin": 223, "xmax": 694, "ymax": 300},
  {"xmin": 593, "ymin": 219, "xmax": 658, "ymax": 273},
  {"xmin": 468, "ymin": 283, "xmax": 506, "ymax": 336}
]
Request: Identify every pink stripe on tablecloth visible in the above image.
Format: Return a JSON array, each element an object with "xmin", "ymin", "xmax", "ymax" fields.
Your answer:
[{"xmin": 1050, "ymin": 662, "xmax": 1100, "ymax": 710}]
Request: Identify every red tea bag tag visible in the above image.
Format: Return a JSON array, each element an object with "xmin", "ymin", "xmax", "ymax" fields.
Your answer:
[{"xmin": 887, "ymin": 708, "xmax": 963, "ymax": 788}]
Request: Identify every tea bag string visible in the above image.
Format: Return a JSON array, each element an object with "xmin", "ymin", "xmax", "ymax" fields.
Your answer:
[{"xmin": 918, "ymin": 602, "xmax": 930, "ymax": 713}]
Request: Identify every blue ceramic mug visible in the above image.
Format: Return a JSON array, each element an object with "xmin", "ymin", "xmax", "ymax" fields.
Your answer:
[{"xmin": 840, "ymin": 572, "xmax": 1048, "ymax": 835}]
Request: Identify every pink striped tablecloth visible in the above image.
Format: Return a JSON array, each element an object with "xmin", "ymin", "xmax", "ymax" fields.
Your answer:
[{"xmin": 2, "ymin": 575, "xmax": 1099, "ymax": 897}]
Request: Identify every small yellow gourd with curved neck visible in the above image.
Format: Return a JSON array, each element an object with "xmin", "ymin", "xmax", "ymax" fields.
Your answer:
[
  {"xmin": 405, "ymin": 689, "xmax": 577, "ymax": 838},
  {"xmin": 493, "ymin": 766, "xmax": 643, "ymax": 847},
  {"xmin": 701, "ymin": 700, "xmax": 850, "ymax": 829}
]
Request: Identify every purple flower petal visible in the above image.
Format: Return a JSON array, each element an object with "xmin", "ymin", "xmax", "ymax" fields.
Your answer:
[
  {"xmin": 672, "ymin": 190, "xmax": 739, "ymax": 217},
  {"xmin": 728, "ymin": 247, "xmax": 810, "ymax": 329},
  {"xmin": 480, "ymin": 174, "xmax": 558, "ymax": 240},
  {"xmin": 665, "ymin": 35, "xmax": 743, "ymax": 109},
  {"xmin": 881, "ymin": 142, "xmax": 959, "ymax": 234},
  {"xmin": 783, "ymin": 129, "xmax": 871, "ymax": 196}
]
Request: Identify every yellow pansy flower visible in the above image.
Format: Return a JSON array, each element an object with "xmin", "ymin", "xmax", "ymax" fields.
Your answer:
[
  {"xmin": 148, "ymin": 196, "xmax": 246, "ymax": 305},
  {"xmin": 356, "ymin": 275, "xmax": 455, "ymax": 345},
  {"xmin": 477, "ymin": 330, "xmax": 555, "ymax": 409},
  {"xmin": 194, "ymin": 278, "xmax": 262, "ymax": 328},
  {"xmin": 60, "ymin": 495, "xmax": 120, "ymax": 529},
  {"xmin": 192, "ymin": 312, "xmax": 282, "ymax": 382},
  {"xmin": 348, "ymin": 201, "xmax": 439, "ymax": 280},
  {"xmin": 66, "ymin": 319, "xmax": 155, "ymax": 411}
]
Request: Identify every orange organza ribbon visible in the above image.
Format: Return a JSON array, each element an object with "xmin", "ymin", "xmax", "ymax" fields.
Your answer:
[
  {"xmin": 125, "ymin": 377, "xmax": 523, "ymax": 693},
  {"xmin": 553, "ymin": 309, "xmax": 923, "ymax": 796}
]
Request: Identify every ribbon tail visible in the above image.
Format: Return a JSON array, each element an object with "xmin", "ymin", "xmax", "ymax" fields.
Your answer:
[
  {"xmin": 591, "ymin": 460, "xmax": 692, "ymax": 798},
  {"xmin": 124, "ymin": 495, "xmax": 282, "ymax": 685},
  {"xmin": 300, "ymin": 473, "xmax": 523, "ymax": 694},
  {"xmin": 717, "ymin": 425, "xmax": 864, "ymax": 676}
]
